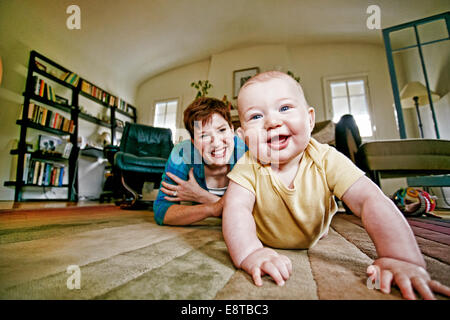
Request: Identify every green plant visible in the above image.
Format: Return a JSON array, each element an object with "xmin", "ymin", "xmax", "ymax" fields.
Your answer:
[
  {"xmin": 287, "ymin": 71, "xmax": 301, "ymax": 83},
  {"xmin": 190, "ymin": 80, "xmax": 213, "ymax": 98}
]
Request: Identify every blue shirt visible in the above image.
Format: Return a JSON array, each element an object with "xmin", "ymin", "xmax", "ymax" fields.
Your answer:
[{"xmin": 153, "ymin": 135, "xmax": 247, "ymax": 225}]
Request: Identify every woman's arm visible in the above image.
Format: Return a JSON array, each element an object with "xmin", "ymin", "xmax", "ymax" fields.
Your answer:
[
  {"xmin": 161, "ymin": 168, "xmax": 220, "ymax": 204},
  {"xmin": 159, "ymin": 167, "xmax": 222, "ymax": 225},
  {"xmin": 162, "ymin": 197, "xmax": 222, "ymax": 225}
]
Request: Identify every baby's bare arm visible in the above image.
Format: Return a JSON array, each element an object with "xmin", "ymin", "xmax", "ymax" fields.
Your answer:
[
  {"xmin": 223, "ymin": 181, "xmax": 292, "ymax": 286},
  {"xmin": 342, "ymin": 176, "xmax": 423, "ymax": 266},
  {"xmin": 222, "ymin": 181, "xmax": 262, "ymax": 267},
  {"xmin": 342, "ymin": 176, "xmax": 450, "ymax": 299}
]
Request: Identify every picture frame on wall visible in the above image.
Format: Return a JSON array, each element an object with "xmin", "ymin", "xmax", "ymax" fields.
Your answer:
[{"xmin": 233, "ymin": 67, "xmax": 259, "ymax": 98}]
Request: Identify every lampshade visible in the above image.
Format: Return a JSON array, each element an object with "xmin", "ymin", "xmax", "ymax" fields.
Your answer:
[{"xmin": 400, "ymin": 81, "xmax": 440, "ymax": 109}]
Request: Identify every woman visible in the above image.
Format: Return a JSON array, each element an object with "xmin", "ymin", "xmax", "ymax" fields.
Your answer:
[{"xmin": 153, "ymin": 97, "xmax": 247, "ymax": 225}]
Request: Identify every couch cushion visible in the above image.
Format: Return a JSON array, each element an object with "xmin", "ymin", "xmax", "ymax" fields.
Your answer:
[
  {"xmin": 312, "ymin": 120, "xmax": 336, "ymax": 145},
  {"xmin": 357, "ymin": 139, "xmax": 450, "ymax": 172}
]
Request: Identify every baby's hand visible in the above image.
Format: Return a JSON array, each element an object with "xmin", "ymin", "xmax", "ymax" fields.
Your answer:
[
  {"xmin": 240, "ymin": 247, "xmax": 292, "ymax": 286},
  {"xmin": 367, "ymin": 257, "xmax": 450, "ymax": 300}
]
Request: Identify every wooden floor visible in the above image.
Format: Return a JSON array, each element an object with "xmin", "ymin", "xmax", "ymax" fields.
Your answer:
[
  {"xmin": 1, "ymin": 200, "xmax": 449, "ymax": 217},
  {"xmin": 0, "ymin": 200, "xmax": 114, "ymax": 212}
]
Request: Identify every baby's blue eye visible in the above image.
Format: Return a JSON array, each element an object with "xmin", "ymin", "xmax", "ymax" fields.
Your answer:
[
  {"xmin": 250, "ymin": 114, "xmax": 262, "ymax": 120},
  {"xmin": 280, "ymin": 105, "xmax": 290, "ymax": 112}
]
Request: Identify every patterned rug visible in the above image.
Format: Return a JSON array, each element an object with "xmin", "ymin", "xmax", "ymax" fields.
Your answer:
[{"xmin": 0, "ymin": 206, "xmax": 448, "ymax": 300}]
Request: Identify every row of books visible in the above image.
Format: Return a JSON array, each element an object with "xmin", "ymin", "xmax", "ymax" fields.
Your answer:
[
  {"xmin": 81, "ymin": 80, "xmax": 116, "ymax": 107},
  {"xmin": 33, "ymin": 76, "xmax": 57, "ymax": 103},
  {"xmin": 60, "ymin": 72, "xmax": 80, "ymax": 87},
  {"xmin": 117, "ymin": 98, "xmax": 133, "ymax": 115},
  {"xmin": 25, "ymin": 158, "xmax": 67, "ymax": 187},
  {"xmin": 34, "ymin": 60, "xmax": 80, "ymax": 87},
  {"xmin": 20, "ymin": 103, "xmax": 75, "ymax": 134},
  {"xmin": 34, "ymin": 59, "xmax": 134, "ymax": 117}
]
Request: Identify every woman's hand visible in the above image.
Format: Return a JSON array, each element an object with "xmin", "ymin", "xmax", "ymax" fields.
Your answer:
[
  {"xmin": 367, "ymin": 257, "xmax": 450, "ymax": 300},
  {"xmin": 161, "ymin": 168, "xmax": 219, "ymax": 204}
]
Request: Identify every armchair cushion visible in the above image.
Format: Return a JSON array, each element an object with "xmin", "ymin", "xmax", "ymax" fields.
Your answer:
[
  {"xmin": 120, "ymin": 123, "xmax": 173, "ymax": 158},
  {"xmin": 115, "ymin": 153, "xmax": 167, "ymax": 173}
]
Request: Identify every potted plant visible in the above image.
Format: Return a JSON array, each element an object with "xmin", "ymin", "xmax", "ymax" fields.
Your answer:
[{"xmin": 190, "ymin": 80, "xmax": 213, "ymax": 98}]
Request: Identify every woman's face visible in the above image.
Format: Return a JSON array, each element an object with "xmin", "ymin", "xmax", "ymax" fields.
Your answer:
[{"xmin": 192, "ymin": 113, "xmax": 235, "ymax": 167}]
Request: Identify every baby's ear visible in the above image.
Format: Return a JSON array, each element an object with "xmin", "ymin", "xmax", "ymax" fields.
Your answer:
[
  {"xmin": 308, "ymin": 107, "xmax": 315, "ymax": 132},
  {"xmin": 235, "ymin": 127, "xmax": 245, "ymax": 141}
]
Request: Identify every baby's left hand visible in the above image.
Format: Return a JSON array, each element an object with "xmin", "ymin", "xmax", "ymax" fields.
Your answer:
[{"xmin": 367, "ymin": 257, "xmax": 450, "ymax": 300}]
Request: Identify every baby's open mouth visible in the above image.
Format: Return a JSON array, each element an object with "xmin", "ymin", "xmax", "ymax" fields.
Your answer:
[{"xmin": 267, "ymin": 135, "xmax": 290, "ymax": 150}]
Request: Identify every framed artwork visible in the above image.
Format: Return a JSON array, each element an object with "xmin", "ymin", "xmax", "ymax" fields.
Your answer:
[
  {"xmin": 115, "ymin": 119, "xmax": 124, "ymax": 128},
  {"xmin": 38, "ymin": 134, "xmax": 62, "ymax": 152},
  {"xmin": 233, "ymin": 67, "xmax": 259, "ymax": 98}
]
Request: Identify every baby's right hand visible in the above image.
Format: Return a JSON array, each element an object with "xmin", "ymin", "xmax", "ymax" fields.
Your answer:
[{"xmin": 240, "ymin": 247, "xmax": 292, "ymax": 286}]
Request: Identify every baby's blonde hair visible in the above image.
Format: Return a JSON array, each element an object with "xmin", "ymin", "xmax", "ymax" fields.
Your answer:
[{"xmin": 237, "ymin": 71, "xmax": 309, "ymax": 109}]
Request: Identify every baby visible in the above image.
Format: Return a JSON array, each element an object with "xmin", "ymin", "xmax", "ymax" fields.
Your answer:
[{"xmin": 222, "ymin": 71, "xmax": 450, "ymax": 300}]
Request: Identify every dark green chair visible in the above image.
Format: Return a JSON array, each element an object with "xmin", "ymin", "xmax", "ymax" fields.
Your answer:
[{"xmin": 114, "ymin": 123, "xmax": 174, "ymax": 209}]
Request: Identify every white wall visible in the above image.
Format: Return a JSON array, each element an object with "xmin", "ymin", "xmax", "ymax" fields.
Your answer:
[
  {"xmin": 136, "ymin": 43, "xmax": 399, "ymax": 140},
  {"xmin": 136, "ymin": 59, "xmax": 211, "ymax": 142}
]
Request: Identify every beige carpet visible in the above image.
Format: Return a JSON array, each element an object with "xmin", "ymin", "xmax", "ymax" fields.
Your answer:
[{"xmin": 0, "ymin": 206, "xmax": 448, "ymax": 300}]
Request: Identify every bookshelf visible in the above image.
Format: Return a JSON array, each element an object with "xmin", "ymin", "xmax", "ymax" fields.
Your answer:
[{"xmin": 5, "ymin": 50, "xmax": 137, "ymax": 202}]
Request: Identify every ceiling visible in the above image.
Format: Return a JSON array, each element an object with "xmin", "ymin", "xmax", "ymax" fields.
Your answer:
[{"xmin": 2, "ymin": 0, "xmax": 449, "ymax": 94}]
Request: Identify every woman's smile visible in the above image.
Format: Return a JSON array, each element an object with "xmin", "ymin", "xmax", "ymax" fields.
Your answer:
[{"xmin": 211, "ymin": 147, "xmax": 227, "ymax": 158}]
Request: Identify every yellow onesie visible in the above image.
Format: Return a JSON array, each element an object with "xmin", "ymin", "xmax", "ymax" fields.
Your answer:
[{"xmin": 227, "ymin": 138, "xmax": 365, "ymax": 249}]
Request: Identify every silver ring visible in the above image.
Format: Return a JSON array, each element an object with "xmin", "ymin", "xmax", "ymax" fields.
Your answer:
[{"xmin": 173, "ymin": 191, "xmax": 177, "ymax": 197}]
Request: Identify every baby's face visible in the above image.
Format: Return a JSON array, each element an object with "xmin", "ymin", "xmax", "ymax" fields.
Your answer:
[{"xmin": 238, "ymin": 77, "xmax": 315, "ymax": 166}]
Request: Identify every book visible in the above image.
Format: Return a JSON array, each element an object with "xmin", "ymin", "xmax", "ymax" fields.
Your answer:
[
  {"xmin": 37, "ymin": 161, "xmax": 45, "ymax": 185},
  {"xmin": 28, "ymin": 103, "xmax": 35, "ymax": 120},
  {"xmin": 23, "ymin": 153, "xmax": 31, "ymax": 183},
  {"xmin": 33, "ymin": 161, "xmax": 40, "ymax": 185}
]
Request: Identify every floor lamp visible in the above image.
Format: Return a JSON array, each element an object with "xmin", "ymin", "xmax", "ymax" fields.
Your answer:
[
  {"xmin": 0, "ymin": 56, "xmax": 3, "ymax": 86},
  {"xmin": 400, "ymin": 81, "xmax": 440, "ymax": 138}
]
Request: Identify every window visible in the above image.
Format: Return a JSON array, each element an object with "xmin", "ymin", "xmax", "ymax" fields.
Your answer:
[
  {"xmin": 325, "ymin": 76, "xmax": 373, "ymax": 137},
  {"xmin": 154, "ymin": 99, "xmax": 178, "ymax": 140}
]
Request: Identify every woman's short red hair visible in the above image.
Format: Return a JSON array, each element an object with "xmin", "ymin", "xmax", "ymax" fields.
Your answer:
[{"xmin": 183, "ymin": 97, "xmax": 233, "ymax": 139}]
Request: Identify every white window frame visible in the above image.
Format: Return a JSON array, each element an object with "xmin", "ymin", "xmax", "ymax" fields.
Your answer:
[
  {"xmin": 322, "ymin": 73, "xmax": 375, "ymax": 140},
  {"xmin": 153, "ymin": 98, "xmax": 179, "ymax": 142}
]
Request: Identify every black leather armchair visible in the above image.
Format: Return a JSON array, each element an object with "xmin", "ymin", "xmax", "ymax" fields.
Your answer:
[{"xmin": 114, "ymin": 123, "xmax": 174, "ymax": 209}]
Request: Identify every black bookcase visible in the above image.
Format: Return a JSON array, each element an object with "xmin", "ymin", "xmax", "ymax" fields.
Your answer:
[{"xmin": 5, "ymin": 50, "xmax": 137, "ymax": 202}]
